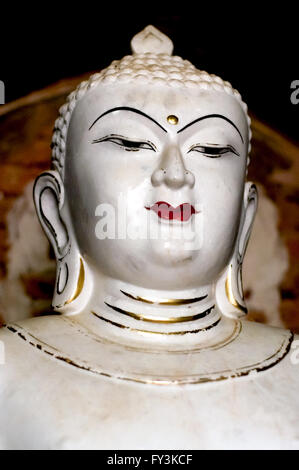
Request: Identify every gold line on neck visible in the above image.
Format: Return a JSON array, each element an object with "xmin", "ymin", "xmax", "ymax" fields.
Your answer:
[
  {"xmin": 92, "ymin": 311, "xmax": 220, "ymax": 335},
  {"xmin": 120, "ymin": 290, "xmax": 208, "ymax": 305},
  {"xmin": 105, "ymin": 302, "xmax": 214, "ymax": 324}
]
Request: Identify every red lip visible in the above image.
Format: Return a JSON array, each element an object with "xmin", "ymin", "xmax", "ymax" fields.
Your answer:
[{"xmin": 145, "ymin": 201, "xmax": 199, "ymax": 222}]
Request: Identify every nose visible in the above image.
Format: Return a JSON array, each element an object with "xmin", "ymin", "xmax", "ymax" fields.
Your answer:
[{"xmin": 151, "ymin": 144, "xmax": 195, "ymax": 189}]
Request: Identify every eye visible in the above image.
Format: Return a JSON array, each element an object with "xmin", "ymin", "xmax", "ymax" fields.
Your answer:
[
  {"xmin": 92, "ymin": 134, "xmax": 156, "ymax": 152},
  {"xmin": 188, "ymin": 144, "xmax": 240, "ymax": 158}
]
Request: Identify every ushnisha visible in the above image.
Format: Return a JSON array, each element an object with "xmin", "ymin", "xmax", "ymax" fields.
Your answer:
[{"xmin": 0, "ymin": 26, "xmax": 298, "ymax": 450}]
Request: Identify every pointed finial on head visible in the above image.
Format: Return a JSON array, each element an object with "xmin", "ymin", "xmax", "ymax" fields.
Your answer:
[{"xmin": 131, "ymin": 25, "xmax": 174, "ymax": 55}]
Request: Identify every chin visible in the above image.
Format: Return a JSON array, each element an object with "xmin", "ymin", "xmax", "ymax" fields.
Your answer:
[{"xmin": 149, "ymin": 238, "xmax": 200, "ymax": 267}]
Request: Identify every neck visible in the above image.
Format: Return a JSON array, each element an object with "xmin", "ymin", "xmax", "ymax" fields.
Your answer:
[{"xmin": 73, "ymin": 269, "xmax": 233, "ymax": 350}]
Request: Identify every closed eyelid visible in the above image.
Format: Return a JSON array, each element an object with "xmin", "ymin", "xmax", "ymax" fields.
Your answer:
[
  {"xmin": 92, "ymin": 134, "xmax": 157, "ymax": 151},
  {"xmin": 188, "ymin": 144, "xmax": 240, "ymax": 156}
]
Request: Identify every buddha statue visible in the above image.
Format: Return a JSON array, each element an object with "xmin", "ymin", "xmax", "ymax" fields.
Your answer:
[{"xmin": 0, "ymin": 26, "xmax": 298, "ymax": 450}]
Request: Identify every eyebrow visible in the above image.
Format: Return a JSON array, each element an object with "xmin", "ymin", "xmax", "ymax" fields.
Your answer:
[
  {"xmin": 177, "ymin": 114, "xmax": 244, "ymax": 143},
  {"xmin": 89, "ymin": 106, "xmax": 167, "ymax": 133}
]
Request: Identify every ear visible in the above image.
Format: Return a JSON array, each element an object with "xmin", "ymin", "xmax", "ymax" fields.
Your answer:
[
  {"xmin": 33, "ymin": 170, "xmax": 68, "ymax": 259},
  {"xmin": 33, "ymin": 170, "xmax": 92, "ymax": 314},
  {"xmin": 216, "ymin": 182, "xmax": 258, "ymax": 318}
]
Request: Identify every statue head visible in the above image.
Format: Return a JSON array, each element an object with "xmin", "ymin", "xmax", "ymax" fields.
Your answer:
[{"xmin": 34, "ymin": 26, "xmax": 257, "ymax": 318}]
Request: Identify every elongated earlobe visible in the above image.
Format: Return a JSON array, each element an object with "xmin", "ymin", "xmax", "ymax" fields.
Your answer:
[
  {"xmin": 216, "ymin": 182, "xmax": 258, "ymax": 318},
  {"xmin": 33, "ymin": 170, "xmax": 92, "ymax": 314}
]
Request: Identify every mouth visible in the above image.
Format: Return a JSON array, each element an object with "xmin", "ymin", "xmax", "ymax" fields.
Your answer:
[{"xmin": 145, "ymin": 201, "xmax": 199, "ymax": 222}]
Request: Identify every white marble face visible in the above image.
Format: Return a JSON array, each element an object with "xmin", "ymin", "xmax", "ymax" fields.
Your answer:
[{"xmin": 64, "ymin": 83, "xmax": 249, "ymax": 290}]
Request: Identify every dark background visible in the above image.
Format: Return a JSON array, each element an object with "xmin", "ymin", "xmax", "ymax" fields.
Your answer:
[{"xmin": 1, "ymin": 9, "xmax": 298, "ymax": 142}]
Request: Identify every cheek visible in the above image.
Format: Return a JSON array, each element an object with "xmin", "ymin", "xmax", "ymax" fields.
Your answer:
[
  {"xmin": 194, "ymin": 165, "xmax": 244, "ymax": 255},
  {"xmin": 101, "ymin": 158, "xmax": 152, "ymax": 196},
  {"xmin": 66, "ymin": 150, "xmax": 155, "ymax": 240},
  {"xmin": 204, "ymin": 188, "xmax": 242, "ymax": 243}
]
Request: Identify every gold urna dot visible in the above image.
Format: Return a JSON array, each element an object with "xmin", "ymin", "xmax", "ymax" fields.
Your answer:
[{"xmin": 167, "ymin": 115, "xmax": 179, "ymax": 125}]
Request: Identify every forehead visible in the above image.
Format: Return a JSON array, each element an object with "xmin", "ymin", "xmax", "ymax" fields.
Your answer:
[{"xmin": 70, "ymin": 82, "xmax": 249, "ymax": 141}]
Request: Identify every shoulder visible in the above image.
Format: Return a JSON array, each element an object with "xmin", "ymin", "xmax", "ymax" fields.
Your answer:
[
  {"xmin": 238, "ymin": 319, "xmax": 299, "ymax": 383},
  {"xmin": 283, "ymin": 330, "xmax": 299, "ymax": 375},
  {"xmin": 0, "ymin": 315, "xmax": 64, "ymax": 355},
  {"xmin": 0, "ymin": 316, "xmax": 68, "ymax": 390}
]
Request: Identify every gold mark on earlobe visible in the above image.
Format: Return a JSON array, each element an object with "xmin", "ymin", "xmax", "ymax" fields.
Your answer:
[
  {"xmin": 167, "ymin": 115, "xmax": 179, "ymax": 125},
  {"xmin": 225, "ymin": 265, "xmax": 247, "ymax": 314},
  {"xmin": 66, "ymin": 258, "xmax": 85, "ymax": 304}
]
